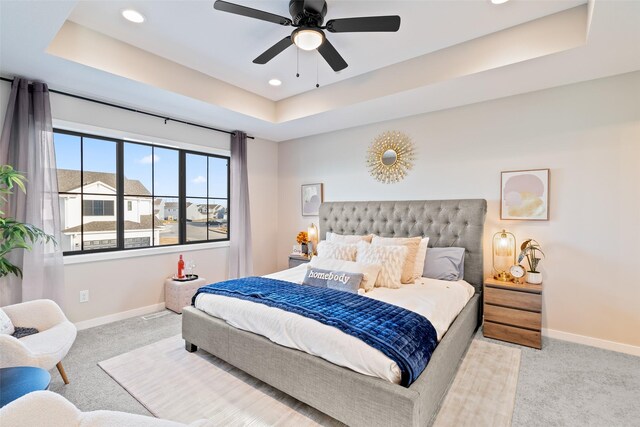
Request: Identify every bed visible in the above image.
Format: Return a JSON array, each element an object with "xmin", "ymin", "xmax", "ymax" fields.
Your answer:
[{"xmin": 182, "ymin": 199, "xmax": 487, "ymax": 426}]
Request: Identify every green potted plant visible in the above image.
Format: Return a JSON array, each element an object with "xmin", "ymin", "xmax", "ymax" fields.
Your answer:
[
  {"xmin": 0, "ymin": 165, "xmax": 55, "ymax": 278},
  {"xmin": 517, "ymin": 239, "xmax": 544, "ymax": 284}
]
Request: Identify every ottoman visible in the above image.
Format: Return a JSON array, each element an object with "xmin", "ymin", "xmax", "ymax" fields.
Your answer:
[{"xmin": 165, "ymin": 277, "xmax": 208, "ymax": 314}]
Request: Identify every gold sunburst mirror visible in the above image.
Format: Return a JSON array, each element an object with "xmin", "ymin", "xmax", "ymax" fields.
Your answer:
[{"xmin": 366, "ymin": 131, "xmax": 415, "ymax": 184}]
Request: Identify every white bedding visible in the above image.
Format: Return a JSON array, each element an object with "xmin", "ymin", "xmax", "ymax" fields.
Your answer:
[{"xmin": 194, "ymin": 264, "xmax": 475, "ymax": 384}]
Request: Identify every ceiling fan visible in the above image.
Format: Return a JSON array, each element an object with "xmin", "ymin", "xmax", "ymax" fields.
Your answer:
[{"xmin": 213, "ymin": 0, "xmax": 401, "ymax": 72}]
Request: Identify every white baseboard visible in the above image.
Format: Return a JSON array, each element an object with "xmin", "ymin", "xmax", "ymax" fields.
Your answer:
[
  {"xmin": 543, "ymin": 328, "xmax": 640, "ymax": 357},
  {"xmin": 74, "ymin": 302, "xmax": 167, "ymax": 331}
]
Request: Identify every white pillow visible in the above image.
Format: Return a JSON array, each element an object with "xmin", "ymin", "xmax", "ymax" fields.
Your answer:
[
  {"xmin": 371, "ymin": 236, "xmax": 422, "ymax": 284},
  {"xmin": 326, "ymin": 232, "xmax": 373, "ymax": 244},
  {"xmin": 316, "ymin": 240, "xmax": 358, "ymax": 261},
  {"xmin": 356, "ymin": 241, "xmax": 408, "ymax": 289},
  {"xmin": 0, "ymin": 308, "xmax": 15, "ymax": 335},
  {"xmin": 309, "ymin": 257, "xmax": 381, "ymax": 292},
  {"xmin": 413, "ymin": 237, "xmax": 430, "ymax": 281}
]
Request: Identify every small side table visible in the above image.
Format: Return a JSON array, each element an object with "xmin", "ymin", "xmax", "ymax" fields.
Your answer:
[
  {"xmin": 0, "ymin": 366, "xmax": 51, "ymax": 407},
  {"xmin": 165, "ymin": 276, "xmax": 208, "ymax": 314},
  {"xmin": 288, "ymin": 254, "xmax": 311, "ymax": 268},
  {"xmin": 483, "ymin": 277, "xmax": 542, "ymax": 349}
]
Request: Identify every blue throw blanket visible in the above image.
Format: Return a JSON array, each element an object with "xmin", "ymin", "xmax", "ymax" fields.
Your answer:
[{"xmin": 193, "ymin": 277, "xmax": 437, "ymax": 386}]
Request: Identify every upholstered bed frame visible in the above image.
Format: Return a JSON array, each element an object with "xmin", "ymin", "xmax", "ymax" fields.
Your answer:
[{"xmin": 182, "ymin": 199, "xmax": 487, "ymax": 426}]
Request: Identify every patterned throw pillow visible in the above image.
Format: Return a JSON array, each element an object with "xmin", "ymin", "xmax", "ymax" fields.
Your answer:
[
  {"xmin": 326, "ymin": 232, "xmax": 374, "ymax": 244},
  {"xmin": 316, "ymin": 241, "xmax": 358, "ymax": 261},
  {"xmin": 356, "ymin": 241, "xmax": 408, "ymax": 289},
  {"xmin": 0, "ymin": 308, "xmax": 15, "ymax": 335},
  {"xmin": 371, "ymin": 236, "xmax": 422, "ymax": 284}
]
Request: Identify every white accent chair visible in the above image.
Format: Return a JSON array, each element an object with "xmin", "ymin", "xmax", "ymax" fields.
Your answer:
[
  {"xmin": 0, "ymin": 391, "xmax": 212, "ymax": 427},
  {"xmin": 0, "ymin": 299, "xmax": 77, "ymax": 384}
]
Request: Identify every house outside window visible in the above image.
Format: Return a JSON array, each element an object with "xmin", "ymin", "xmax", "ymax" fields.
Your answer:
[{"xmin": 54, "ymin": 129, "xmax": 230, "ymax": 254}]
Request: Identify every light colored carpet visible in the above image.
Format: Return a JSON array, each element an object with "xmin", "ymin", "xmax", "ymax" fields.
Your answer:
[
  {"xmin": 433, "ymin": 340, "xmax": 521, "ymax": 427},
  {"xmin": 99, "ymin": 335, "xmax": 520, "ymax": 426}
]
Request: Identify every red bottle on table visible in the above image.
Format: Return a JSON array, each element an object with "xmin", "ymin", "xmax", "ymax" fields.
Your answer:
[{"xmin": 177, "ymin": 255, "xmax": 185, "ymax": 279}]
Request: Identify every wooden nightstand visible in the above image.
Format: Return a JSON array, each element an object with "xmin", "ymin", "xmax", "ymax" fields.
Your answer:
[
  {"xmin": 288, "ymin": 254, "xmax": 311, "ymax": 268},
  {"xmin": 483, "ymin": 277, "xmax": 542, "ymax": 349}
]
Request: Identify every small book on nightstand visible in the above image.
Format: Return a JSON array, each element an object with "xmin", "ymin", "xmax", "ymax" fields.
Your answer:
[{"xmin": 483, "ymin": 277, "xmax": 543, "ymax": 349}]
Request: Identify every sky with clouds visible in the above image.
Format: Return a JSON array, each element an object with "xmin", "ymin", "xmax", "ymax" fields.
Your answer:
[{"xmin": 54, "ymin": 132, "xmax": 228, "ymax": 200}]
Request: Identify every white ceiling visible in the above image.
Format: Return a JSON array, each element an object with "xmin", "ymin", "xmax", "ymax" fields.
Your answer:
[
  {"xmin": 68, "ymin": 0, "xmax": 584, "ymax": 101},
  {"xmin": 0, "ymin": 0, "xmax": 639, "ymax": 142}
]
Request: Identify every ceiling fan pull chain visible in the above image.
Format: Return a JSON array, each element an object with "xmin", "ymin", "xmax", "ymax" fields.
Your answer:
[
  {"xmin": 316, "ymin": 55, "xmax": 320, "ymax": 88},
  {"xmin": 296, "ymin": 47, "xmax": 300, "ymax": 78}
]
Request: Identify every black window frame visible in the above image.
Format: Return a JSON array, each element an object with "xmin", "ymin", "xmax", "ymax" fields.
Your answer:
[{"xmin": 55, "ymin": 128, "xmax": 231, "ymax": 256}]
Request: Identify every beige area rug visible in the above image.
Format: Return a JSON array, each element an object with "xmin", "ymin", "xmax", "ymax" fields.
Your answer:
[
  {"xmin": 99, "ymin": 335, "xmax": 520, "ymax": 427},
  {"xmin": 433, "ymin": 340, "xmax": 521, "ymax": 427}
]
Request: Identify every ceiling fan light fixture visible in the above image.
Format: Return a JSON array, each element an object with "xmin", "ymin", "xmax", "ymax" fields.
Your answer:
[{"xmin": 292, "ymin": 28, "xmax": 325, "ymax": 51}]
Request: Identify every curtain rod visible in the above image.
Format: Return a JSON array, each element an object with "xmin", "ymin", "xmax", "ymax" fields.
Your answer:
[{"xmin": 0, "ymin": 76, "xmax": 255, "ymax": 140}]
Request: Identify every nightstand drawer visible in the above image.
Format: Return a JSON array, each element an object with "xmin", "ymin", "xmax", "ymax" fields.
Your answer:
[
  {"xmin": 288, "ymin": 257, "xmax": 310, "ymax": 268},
  {"xmin": 484, "ymin": 321, "xmax": 541, "ymax": 349},
  {"xmin": 484, "ymin": 304, "xmax": 541, "ymax": 330},
  {"xmin": 485, "ymin": 287, "xmax": 541, "ymax": 312}
]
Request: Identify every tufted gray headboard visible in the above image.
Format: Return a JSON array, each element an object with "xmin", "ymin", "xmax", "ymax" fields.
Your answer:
[{"xmin": 319, "ymin": 199, "xmax": 487, "ymax": 290}]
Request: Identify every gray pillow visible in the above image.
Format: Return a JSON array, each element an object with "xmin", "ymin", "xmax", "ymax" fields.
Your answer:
[
  {"xmin": 422, "ymin": 247, "xmax": 466, "ymax": 281},
  {"xmin": 302, "ymin": 268, "xmax": 364, "ymax": 294}
]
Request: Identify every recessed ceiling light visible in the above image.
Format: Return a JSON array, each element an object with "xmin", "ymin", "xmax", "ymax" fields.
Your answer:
[
  {"xmin": 269, "ymin": 79, "xmax": 282, "ymax": 87},
  {"xmin": 122, "ymin": 9, "xmax": 145, "ymax": 23},
  {"xmin": 491, "ymin": 0, "xmax": 510, "ymax": 4}
]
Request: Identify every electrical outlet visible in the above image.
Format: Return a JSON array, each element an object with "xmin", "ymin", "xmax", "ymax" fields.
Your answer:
[{"xmin": 79, "ymin": 290, "xmax": 89, "ymax": 303}]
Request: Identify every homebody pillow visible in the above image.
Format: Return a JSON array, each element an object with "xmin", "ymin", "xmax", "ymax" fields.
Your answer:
[
  {"xmin": 303, "ymin": 268, "xmax": 364, "ymax": 294},
  {"xmin": 308, "ymin": 257, "xmax": 381, "ymax": 292},
  {"xmin": 356, "ymin": 241, "xmax": 408, "ymax": 289}
]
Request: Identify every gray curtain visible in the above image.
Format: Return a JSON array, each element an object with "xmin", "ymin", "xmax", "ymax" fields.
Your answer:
[
  {"xmin": 0, "ymin": 78, "xmax": 65, "ymax": 306},
  {"xmin": 228, "ymin": 130, "xmax": 253, "ymax": 278}
]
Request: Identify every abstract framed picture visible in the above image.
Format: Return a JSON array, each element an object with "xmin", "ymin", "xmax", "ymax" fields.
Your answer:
[
  {"xmin": 501, "ymin": 169, "xmax": 549, "ymax": 220},
  {"xmin": 301, "ymin": 183, "xmax": 323, "ymax": 216}
]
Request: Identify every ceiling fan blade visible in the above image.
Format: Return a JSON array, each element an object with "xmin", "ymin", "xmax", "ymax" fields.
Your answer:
[
  {"xmin": 303, "ymin": 0, "xmax": 326, "ymax": 15},
  {"xmin": 326, "ymin": 16, "xmax": 401, "ymax": 33},
  {"xmin": 317, "ymin": 39, "xmax": 348, "ymax": 72},
  {"xmin": 253, "ymin": 37, "xmax": 293, "ymax": 64},
  {"xmin": 214, "ymin": 0, "xmax": 292, "ymax": 26}
]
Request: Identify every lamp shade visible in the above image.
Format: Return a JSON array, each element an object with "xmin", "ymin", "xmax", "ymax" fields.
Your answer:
[
  {"xmin": 308, "ymin": 223, "xmax": 319, "ymax": 255},
  {"xmin": 493, "ymin": 229, "xmax": 515, "ymax": 281}
]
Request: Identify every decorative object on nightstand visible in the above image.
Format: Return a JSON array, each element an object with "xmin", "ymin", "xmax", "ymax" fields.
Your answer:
[
  {"xmin": 509, "ymin": 264, "xmax": 526, "ymax": 284},
  {"xmin": 518, "ymin": 239, "xmax": 545, "ymax": 284},
  {"xmin": 492, "ymin": 229, "xmax": 516, "ymax": 281},
  {"xmin": 483, "ymin": 277, "xmax": 542, "ymax": 349},
  {"xmin": 296, "ymin": 230, "xmax": 309, "ymax": 255},
  {"xmin": 288, "ymin": 254, "xmax": 310, "ymax": 269},
  {"xmin": 165, "ymin": 276, "xmax": 207, "ymax": 314}
]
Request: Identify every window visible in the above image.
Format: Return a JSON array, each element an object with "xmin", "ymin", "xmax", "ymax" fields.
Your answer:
[
  {"xmin": 83, "ymin": 200, "xmax": 115, "ymax": 216},
  {"xmin": 54, "ymin": 129, "xmax": 230, "ymax": 254}
]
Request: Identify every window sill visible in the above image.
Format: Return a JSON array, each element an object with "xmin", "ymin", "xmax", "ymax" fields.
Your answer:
[{"xmin": 63, "ymin": 241, "xmax": 230, "ymax": 265}]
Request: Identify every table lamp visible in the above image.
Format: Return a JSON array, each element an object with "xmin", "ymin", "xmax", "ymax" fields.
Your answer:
[{"xmin": 493, "ymin": 229, "xmax": 515, "ymax": 281}]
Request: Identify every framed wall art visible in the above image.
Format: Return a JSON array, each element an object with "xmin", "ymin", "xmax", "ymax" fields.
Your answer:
[
  {"xmin": 301, "ymin": 183, "xmax": 323, "ymax": 216},
  {"xmin": 501, "ymin": 169, "xmax": 549, "ymax": 220}
]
